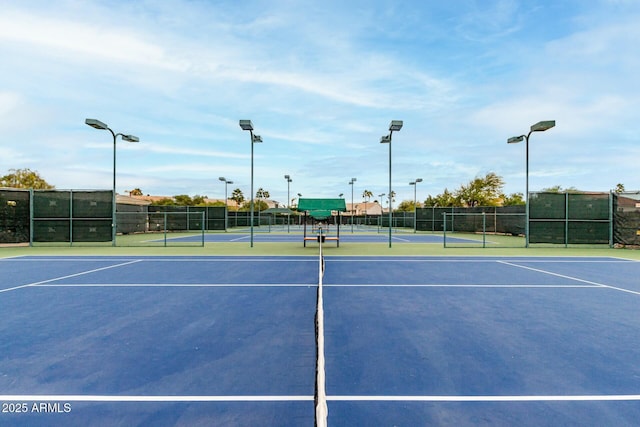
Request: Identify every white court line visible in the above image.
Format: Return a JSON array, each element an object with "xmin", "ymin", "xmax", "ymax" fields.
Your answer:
[
  {"xmin": 0, "ymin": 395, "xmax": 312, "ymax": 402},
  {"xmin": 0, "ymin": 260, "xmax": 143, "ymax": 294},
  {"xmin": 327, "ymin": 258, "xmax": 631, "ymax": 263},
  {"xmin": 3, "ymin": 257, "xmax": 315, "ymax": 262},
  {"xmin": 325, "ymin": 284, "xmax": 599, "ymax": 288},
  {"xmin": 328, "ymin": 394, "xmax": 640, "ymax": 402},
  {"xmin": 498, "ymin": 261, "xmax": 640, "ymax": 296},
  {"xmin": 37, "ymin": 283, "xmax": 317, "ymax": 288},
  {"xmin": 4, "ymin": 393, "xmax": 638, "ymax": 403}
]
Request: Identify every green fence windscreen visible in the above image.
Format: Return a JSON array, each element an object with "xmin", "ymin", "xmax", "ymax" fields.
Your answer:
[
  {"xmin": 0, "ymin": 189, "xmax": 30, "ymax": 243},
  {"xmin": 528, "ymin": 192, "xmax": 611, "ymax": 245},
  {"xmin": 31, "ymin": 190, "xmax": 113, "ymax": 243}
]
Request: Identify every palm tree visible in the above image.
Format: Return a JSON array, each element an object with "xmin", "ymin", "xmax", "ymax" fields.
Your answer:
[{"xmin": 362, "ymin": 190, "xmax": 373, "ymax": 224}]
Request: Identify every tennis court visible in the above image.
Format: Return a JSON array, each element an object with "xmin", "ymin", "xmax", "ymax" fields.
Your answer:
[
  {"xmin": 145, "ymin": 231, "xmax": 481, "ymax": 245},
  {"xmin": 2, "ymin": 253, "xmax": 640, "ymax": 426}
]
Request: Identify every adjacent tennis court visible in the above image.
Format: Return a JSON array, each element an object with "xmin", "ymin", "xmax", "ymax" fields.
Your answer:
[{"xmin": 1, "ymin": 254, "xmax": 640, "ymax": 426}]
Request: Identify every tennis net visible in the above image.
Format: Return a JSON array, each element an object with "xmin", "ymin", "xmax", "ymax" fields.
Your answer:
[{"xmin": 315, "ymin": 232, "xmax": 328, "ymax": 426}]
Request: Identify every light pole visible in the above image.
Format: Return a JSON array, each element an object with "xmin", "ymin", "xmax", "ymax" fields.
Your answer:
[
  {"xmin": 239, "ymin": 120, "xmax": 263, "ymax": 247},
  {"xmin": 378, "ymin": 193, "xmax": 385, "ymax": 228},
  {"xmin": 219, "ymin": 177, "xmax": 233, "ymax": 231},
  {"xmin": 380, "ymin": 120, "xmax": 403, "ymax": 248},
  {"xmin": 349, "ymin": 178, "xmax": 357, "ymax": 232},
  {"xmin": 284, "ymin": 174, "xmax": 292, "ymax": 232},
  {"xmin": 409, "ymin": 178, "xmax": 423, "ymax": 233},
  {"xmin": 508, "ymin": 120, "xmax": 556, "ymax": 247},
  {"xmin": 85, "ymin": 118, "xmax": 139, "ymax": 247}
]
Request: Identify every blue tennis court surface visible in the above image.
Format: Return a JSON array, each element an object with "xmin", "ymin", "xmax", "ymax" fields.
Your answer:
[{"xmin": 2, "ymin": 255, "xmax": 640, "ymax": 426}]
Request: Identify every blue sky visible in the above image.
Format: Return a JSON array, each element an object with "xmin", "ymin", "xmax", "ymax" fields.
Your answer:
[{"xmin": 1, "ymin": 0, "xmax": 638, "ymax": 206}]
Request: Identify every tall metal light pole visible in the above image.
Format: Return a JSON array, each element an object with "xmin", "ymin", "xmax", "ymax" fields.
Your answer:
[
  {"xmin": 508, "ymin": 120, "xmax": 555, "ymax": 247},
  {"xmin": 409, "ymin": 178, "xmax": 423, "ymax": 233},
  {"xmin": 239, "ymin": 120, "xmax": 262, "ymax": 247},
  {"xmin": 85, "ymin": 118, "xmax": 139, "ymax": 247},
  {"xmin": 284, "ymin": 174, "xmax": 292, "ymax": 233},
  {"xmin": 219, "ymin": 177, "xmax": 233, "ymax": 231},
  {"xmin": 378, "ymin": 193, "xmax": 385, "ymax": 229},
  {"xmin": 380, "ymin": 120, "xmax": 403, "ymax": 248},
  {"xmin": 349, "ymin": 178, "xmax": 357, "ymax": 232}
]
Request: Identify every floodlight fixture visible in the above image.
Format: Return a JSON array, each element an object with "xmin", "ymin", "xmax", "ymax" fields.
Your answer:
[
  {"xmin": 416, "ymin": 178, "xmax": 423, "ymax": 183},
  {"xmin": 252, "ymin": 135, "xmax": 263, "ymax": 143},
  {"xmin": 389, "ymin": 120, "xmax": 403, "ymax": 131},
  {"xmin": 239, "ymin": 120, "xmax": 254, "ymax": 131},
  {"xmin": 508, "ymin": 136, "xmax": 524, "ymax": 144},
  {"xmin": 219, "ymin": 177, "xmax": 226, "ymax": 182},
  {"xmin": 531, "ymin": 120, "xmax": 556, "ymax": 132},
  {"xmin": 380, "ymin": 135, "xmax": 391, "ymax": 144},
  {"xmin": 85, "ymin": 118, "xmax": 108, "ymax": 130},
  {"xmin": 121, "ymin": 134, "xmax": 139, "ymax": 143}
]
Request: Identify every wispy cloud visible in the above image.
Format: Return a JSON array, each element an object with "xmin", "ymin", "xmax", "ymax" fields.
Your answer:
[{"xmin": 1, "ymin": 0, "xmax": 639, "ymax": 201}]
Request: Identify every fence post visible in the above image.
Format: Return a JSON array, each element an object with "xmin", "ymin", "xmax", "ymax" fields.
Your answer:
[
  {"xmin": 443, "ymin": 212, "xmax": 447, "ymax": 248},
  {"xmin": 609, "ymin": 191, "xmax": 614, "ymax": 248},
  {"xmin": 164, "ymin": 211, "xmax": 168, "ymax": 247},
  {"xmin": 565, "ymin": 193, "xmax": 569, "ymax": 248},
  {"xmin": 29, "ymin": 188, "xmax": 34, "ymax": 247},
  {"xmin": 201, "ymin": 211, "xmax": 205, "ymax": 247},
  {"xmin": 69, "ymin": 190, "xmax": 74, "ymax": 247}
]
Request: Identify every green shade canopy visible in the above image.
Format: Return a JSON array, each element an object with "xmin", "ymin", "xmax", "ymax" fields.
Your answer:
[
  {"xmin": 309, "ymin": 210, "xmax": 333, "ymax": 220},
  {"xmin": 296, "ymin": 198, "xmax": 347, "ymax": 213}
]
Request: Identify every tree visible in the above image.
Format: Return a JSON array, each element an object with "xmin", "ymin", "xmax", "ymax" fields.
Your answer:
[
  {"xmin": 191, "ymin": 195, "xmax": 206, "ymax": 205},
  {"xmin": 1, "ymin": 168, "xmax": 54, "ymax": 189},
  {"xmin": 151, "ymin": 198, "xmax": 175, "ymax": 206},
  {"xmin": 502, "ymin": 192, "xmax": 525, "ymax": 206},
  {"xmin": 241, "ymin": 199, "xmax": 268, "ymax": 211},
  {"xmin": 542, "ymin": 185, "xmax": 581, "ymax": 193},
  {"xmin": 424, "ymin": 188, "xmax": 458, "ymax": 207},
  {"xmin": 614, "ymin": 183, "xmax": 626, "ymax": 193},
  {"xmin": 456, "ymin": 172, "xmax": 504, "ymax": 207},
  {"xmin": 396, "ymin": 200, "xmax": 416, "ymax": 212},
  {"xmin": 362, "ymin": 189, "xmax": 373, "ymax": 202},
  {"xmin": 255, "ymin": 188, "xmax": 270, "ymax": 199},
  {"xmin": 129, "ymin": 188, "xmax": 143, "ymax": 196},
  {"xmin": 231, "ymin": 188, "xmax": 245, "ymax": 206}
]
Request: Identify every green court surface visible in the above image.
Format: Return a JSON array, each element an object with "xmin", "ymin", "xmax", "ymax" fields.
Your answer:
[{"xmin": 2, "ymin": 239, "xmax": 640, "ymax": 260}]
